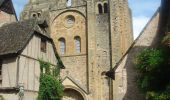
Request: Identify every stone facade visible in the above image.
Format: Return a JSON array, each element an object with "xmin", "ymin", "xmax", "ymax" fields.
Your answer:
[
  {"xmin": 106, "ymin": 0, "xmax": 170, "ymax": 99},
  {"xmin": 21, "ymin": 0, "xmax": 133, "ymax": 100},
  {"xmin": 111, "ymin": 11, "xmax": 160, "ymax": 100}
]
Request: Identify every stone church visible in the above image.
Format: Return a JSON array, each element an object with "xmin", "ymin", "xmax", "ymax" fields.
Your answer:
[{"xmin": 21, "ymin": 0, "xmax": 133, "ymax": 100}]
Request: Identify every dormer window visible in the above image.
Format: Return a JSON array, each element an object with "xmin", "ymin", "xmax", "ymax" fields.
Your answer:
[
  {"xmin": 41, "ymin": 38, "xmax": 47, "ymax": 53},
  {"xmin": 66, "ymin": 0, "xmax": 72, "ymax": 7}
]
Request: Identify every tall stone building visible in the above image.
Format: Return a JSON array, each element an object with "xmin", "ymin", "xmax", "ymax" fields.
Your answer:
[{"xmin": 21, "ymin": 0, "xmax": 133, "ymax": 99}]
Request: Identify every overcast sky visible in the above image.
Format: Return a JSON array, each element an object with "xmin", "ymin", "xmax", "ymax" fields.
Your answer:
[{"xmin": 12, "ymin": 0, "xmax": 161, "ymax": 39}]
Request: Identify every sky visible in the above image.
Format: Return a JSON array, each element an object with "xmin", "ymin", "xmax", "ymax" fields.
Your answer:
[{"xmin": 12, "ymin": 0, "xmax": 161, "ymax": 40}]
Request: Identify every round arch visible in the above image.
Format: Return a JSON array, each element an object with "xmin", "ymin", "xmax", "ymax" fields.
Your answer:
[
  {"xmin": 95, "ymin": 2, "xmax": 103, "ymax": 14},
  {"xmin": 51, "ymin": 10, "xmax": 86, "ymax": 25},
  {"xmin": 62, "ymin": 85, "xmax": 87, "ymax": 100}
]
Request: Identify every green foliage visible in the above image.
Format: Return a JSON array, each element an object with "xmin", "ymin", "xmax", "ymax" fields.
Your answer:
[
  {"xmin": 39, "ymin": 60, "xmax": 51, "ymax": 75},
  {"xmin": 135, "ymin": 47, "xmax": 170, "ymax": 100},
  {"xmin": 0, "ymin": 95, "xmax": 4, "ymax": 100},
  {"xmin": 135, "ymin": 49, "xmax": 164, "ymax": 72},
  {"xmin": 37, "ymin": 60, "xmax": 64, "ymax": 100},
  {"xmin": 146, "ymin": 86, "xmax": 170, "ymax": 100},
  {"xmin": 162, "ymin": 35, "xmax": 170, "ymax": 44}
]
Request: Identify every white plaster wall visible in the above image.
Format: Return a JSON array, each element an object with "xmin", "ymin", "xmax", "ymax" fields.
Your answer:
[{"xmin": 2, "ymin": 57, "xmax": 17, "ymax": 87}]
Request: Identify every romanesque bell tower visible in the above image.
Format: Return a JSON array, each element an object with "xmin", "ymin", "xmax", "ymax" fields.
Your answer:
[{"xmin": 21, "ymin": 0, "xmax": 133, "ymax": 100}]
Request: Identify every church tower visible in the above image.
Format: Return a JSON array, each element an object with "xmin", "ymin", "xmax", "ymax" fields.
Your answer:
[{"xmin": 21, "ymin": 0, "xmax": 133, "ymax": 99}]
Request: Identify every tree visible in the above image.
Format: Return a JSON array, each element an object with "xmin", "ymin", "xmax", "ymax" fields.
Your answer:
[{"xmin": 135, "ymin": 47, "xmax": 170, "ymax": 100}]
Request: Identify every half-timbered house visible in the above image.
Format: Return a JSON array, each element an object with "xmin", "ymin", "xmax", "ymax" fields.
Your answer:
[{"xmin": 0, "ymin": 19, "xmax": 64, "ymax": 100}]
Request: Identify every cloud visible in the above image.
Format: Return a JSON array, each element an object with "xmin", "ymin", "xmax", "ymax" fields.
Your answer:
[
  {"xmin": 129, "ymin": 0, "xmax": 161, "ymax": 39},
  {"xmin": 132, "ymin": 16, "xmax": 149, "ymax": 39},
  {"xmin": 129, "ymin": 0, "xmax": 161, "ymax": 17}
]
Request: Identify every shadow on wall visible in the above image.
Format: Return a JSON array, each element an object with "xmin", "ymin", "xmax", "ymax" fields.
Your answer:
[
  {"xmin": 122, "ymin": 46, "xmax": 150, "ymax": 100},
  {"xmin": 122, "ymin": 12, "xmax": 162, "ymax": 100}
]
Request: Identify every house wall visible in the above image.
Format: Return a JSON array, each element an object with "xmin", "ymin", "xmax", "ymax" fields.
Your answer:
[
  {"xmin": 0, "ymin": 10, "xmax": 16, "ymax": 27},
  {"xmin": 0, "ymin": 93, "xmax": 18, "ymax": 100},
  {"xmin": 0, "ymin": 91, "xmax": 38, "ymax": 100},
  {"xmin": 19, "ymin": 35, "xmax": 57, "ymax": 91},
  {"xmin": 113, "ymin": 11, "xmax": 160, "ymax": 100},
  {"xmin": 0, "ymin": 35, "xmax": 58, "ymax": 100},
  {"xmin": 2, "ymin": 57, "xmax": 17, "ymax": 87}
]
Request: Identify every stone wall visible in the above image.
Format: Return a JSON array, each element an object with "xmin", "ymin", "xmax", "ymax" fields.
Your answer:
[
  {"xmin": 112, "ymin": 10, "xmax": 160, "ymax": 100},
  {"xmin": 20, "ymin": 0, "xmax": 134, "ymax": 100}
]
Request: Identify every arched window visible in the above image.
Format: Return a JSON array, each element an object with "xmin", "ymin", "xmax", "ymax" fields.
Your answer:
[
  {"xmin": 66, "ymin": 0, "xmax": 72, "ymax": 7},
  {"xmin": 59, "ymin": 38, "xmax": 66, "ymax": 55},
  {"xmin": 74, "ymin": 36, "xmax": 81, "ymax": 53},
  {"xmin": 98, "ymin": 4, "xmax": 103, "ymax": 14},
  {"xmin": 104, "ymin": 3, "xmax": 108, "ymax": 13}
]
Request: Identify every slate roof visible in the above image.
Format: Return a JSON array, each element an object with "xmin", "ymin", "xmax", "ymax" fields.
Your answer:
[
  {"xmin": 0, "ymin": 19, "xmax": 51, "ymax": 57},
  {"xmin": 0, "ymin": 0, "xmax": 16, "ymax": 14}
]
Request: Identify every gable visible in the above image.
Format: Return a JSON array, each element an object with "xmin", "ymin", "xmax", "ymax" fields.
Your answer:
[
  {"xmin": 0, "ymin": 19, "xmax": 51, "ymax": 58},
  {"xmin": 62, "ymin": 76, "xmax": 88, "ymax": 94}
]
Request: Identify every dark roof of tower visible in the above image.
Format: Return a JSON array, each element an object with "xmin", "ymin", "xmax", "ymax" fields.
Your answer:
[
  {"xmin": 0, "ymin": 19, "xmax": 51, "ymax": 58},
  {"xmin": 0, "ymin": 0, "xmax": 16, "ymax": 15}
]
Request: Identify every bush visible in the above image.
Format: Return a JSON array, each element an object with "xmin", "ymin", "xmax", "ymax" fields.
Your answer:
[
  {"xmin": 135, "ymin": 48, "xmax": 170, "ymax": 100},
  {"xmin": 37, "ymin": 74, "xmax": 63, "ymax": 100},
  {"xmin": 37, "ymin": 60, "xmax": 64, "ymax": 100}
]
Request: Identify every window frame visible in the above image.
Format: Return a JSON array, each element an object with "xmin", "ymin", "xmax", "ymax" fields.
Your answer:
[
  {"xmin": 104, "ymin": 3, "xmax": 108, "ymax": 13},
  {"xmin": 98, "ymin": 4, "xmax": 103, "ymax": 14},
  {"xmin": 41, "ymin": 38, "xmax": 47, "ymax": 53},
  {"xmin": 74, "ymin": 36, "xmax": 81, "ymax": 53},
  {"xmin": 59, "ymin": 38, "xmax": 66, "ymax": 55}
]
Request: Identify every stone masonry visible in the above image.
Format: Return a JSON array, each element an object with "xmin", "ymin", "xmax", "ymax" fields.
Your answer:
[{"xmin": 21, "ymin": 0, "xmax": 133, "ymax": 100}]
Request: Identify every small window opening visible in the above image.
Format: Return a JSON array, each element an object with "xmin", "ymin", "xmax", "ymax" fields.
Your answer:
[
  {"xmin": 37, "ymin": 13, "xmax": 41, "ymax": 17},
  {"xmin": 59, "ymin": 38, "xmax": 66, "ymax": 55},
  {"xmin": 74, "ymin": 36, "xmax": 81, "ymax": 53},
  {"xmin": 66, "ymin": 0, "xmax": 72, "ymax": 7},
  {"xmin": 32, "ymin": 13, "xmax": 37, "ymax": 18},
  {"xmin": 98, "ymin": 4, "xmax": 103, "ymax": 14},
  {"xmin": 41, "ymin": 38, "xmax": 47, "ymax": 53},
  {"xmin": 104, "ymin": 3, "xmax": 108, "ymax": 13}
]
